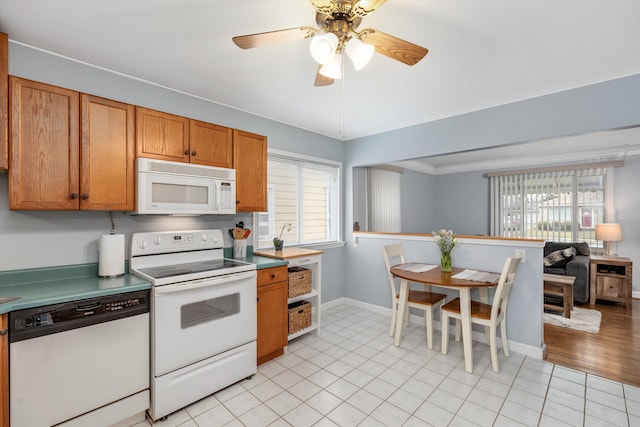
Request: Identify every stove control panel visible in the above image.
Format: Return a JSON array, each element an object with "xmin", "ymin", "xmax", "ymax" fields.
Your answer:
[{"xmin": 130, "ymin": 229, "xmax": 224, "ymax": 256}]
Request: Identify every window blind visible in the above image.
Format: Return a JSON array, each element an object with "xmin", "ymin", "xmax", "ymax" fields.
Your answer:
[
  {"xmin": 490, "ymin": 167, "xmax": 607, "ymax": 246},
  {"xmin": 367, "ymin": 168, "xmax": 401, "ymax": 232},
  {"xmin": 256, "ymin": 153, "xmax": 340, "ymax": 249}
]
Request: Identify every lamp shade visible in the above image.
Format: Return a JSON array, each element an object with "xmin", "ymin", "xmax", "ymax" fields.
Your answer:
[
  {"xmin": 310, "ymin": 33, "xmax": 338, "ymax": 65},
  {"xmin": 345, "ymin": 38, "xmax": 375, "ymax": 70},
  {"xmin": 319, "ymin": 54, "xmax": 342, "ymax": 79},
  {"xmin": 595, "ymin": 223, "xmax": 622, "ymax": 242}
]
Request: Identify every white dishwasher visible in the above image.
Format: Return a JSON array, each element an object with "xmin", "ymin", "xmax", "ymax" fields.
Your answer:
[{"xmin": 9, "ymin": 289, "xmax": 150, "ymax": 427}]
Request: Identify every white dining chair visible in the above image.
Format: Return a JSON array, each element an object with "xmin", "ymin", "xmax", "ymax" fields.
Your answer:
[
  {"xmin": 440, "ymin": 256, "xmax": 522, "ymax": 373},
  {"xmin": 383, "ymin": 243, "xmax": 447, "ymax": 349}
]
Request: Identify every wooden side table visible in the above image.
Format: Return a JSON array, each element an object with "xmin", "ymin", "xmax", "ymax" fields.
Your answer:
[
  {"xmin": 544, "ymin": 273, "xmax": 575, "ymax": 318},
  {"xmin": 590, "ymin": 255, "xmax": 633, "ymax": 309}
]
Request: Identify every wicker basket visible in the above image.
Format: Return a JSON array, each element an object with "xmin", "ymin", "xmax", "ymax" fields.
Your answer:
[
  {"xmin": 288, "ymin": 267, "xmax": 312, "ymax": 298},
  {"xmin": 288, "ymin": 301, "xmax": 312, "ymax": 334}
]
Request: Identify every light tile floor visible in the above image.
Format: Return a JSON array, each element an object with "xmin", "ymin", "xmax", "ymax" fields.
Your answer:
[{"xmin": 137, "ymin": 304, "xmax": 640, "ymax": 427}]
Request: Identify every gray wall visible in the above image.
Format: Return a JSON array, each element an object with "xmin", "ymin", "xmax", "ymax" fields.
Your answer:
[
  {"xmin": 401, "ymin": 169, "xmax": 436, "ymax": 233},
  {"xmin": 433, "ymin": 171, "xmax": 489, "ymax": 235}
]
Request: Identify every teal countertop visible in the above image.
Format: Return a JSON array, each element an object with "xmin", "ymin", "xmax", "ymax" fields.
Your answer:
[
  {"xmin": 0, "ymin": 249, "xmax": 286, "ymax": 314},
  {"xmin": 224, "ymin": 246, "xmax": 289, "ymax": 269},
  {"xmin": 0, "ymin": 263, "xmax": 151, "ymax": 314},
  {"xmin": 242, "ymin": 254, "xmax": 288, "ymax": 269}
]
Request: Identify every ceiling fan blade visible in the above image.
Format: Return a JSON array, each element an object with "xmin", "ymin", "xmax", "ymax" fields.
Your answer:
[
  {"xmin": 232, "ymin": 27, "xmax": 313, "ymax": 49},
  {"xmin": 360, "ymin": 29, "xmax": 428, "ymax": 66},
  {"xmin": 314, "ymin": 65, "xmax": 334, "ymax": 87},
  {"xmin": 351, "ymin": 0, "xmax": 388, "ymax": 17},
  {"xmin": 310, "ymin": 0, "xmax": 338, "ymax": 16}
]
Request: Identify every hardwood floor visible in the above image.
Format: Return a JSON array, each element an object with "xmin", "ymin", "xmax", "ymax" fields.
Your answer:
[{"xmin": 544, "ymin": 298, "xmax": 640, "ymax": 387}]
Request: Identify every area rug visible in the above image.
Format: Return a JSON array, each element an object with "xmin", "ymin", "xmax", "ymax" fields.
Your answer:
[{"xmin": 543, "ymin": 307, "xmax": 602, "ymax": 333}]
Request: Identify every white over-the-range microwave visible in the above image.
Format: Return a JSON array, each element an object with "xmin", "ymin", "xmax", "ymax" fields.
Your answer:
[{"xmin": 135, "ymin": 158, "xmax": 236, "ymax": 215}]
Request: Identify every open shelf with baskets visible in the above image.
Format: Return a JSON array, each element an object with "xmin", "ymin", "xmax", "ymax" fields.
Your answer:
[
  {"xmin": 253, "ymin": 247, "xmax": 323, "ymax": 342},
  {"xmin": 286, "ymin": 251, "xmax": 322, "ymax": 341}
]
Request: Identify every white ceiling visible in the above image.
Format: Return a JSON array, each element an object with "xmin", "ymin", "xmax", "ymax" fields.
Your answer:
[{"xmin": 1, "ymin": 0, "xmax": 639, "ymax": 166}]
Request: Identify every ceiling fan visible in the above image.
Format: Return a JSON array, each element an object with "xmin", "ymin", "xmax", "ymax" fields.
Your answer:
[{"xmin": 232, "ymin": 0, "xmax": 428, "ymax": 87}]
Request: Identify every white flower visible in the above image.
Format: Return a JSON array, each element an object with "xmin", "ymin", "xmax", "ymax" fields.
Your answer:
[{"xmin": 432, "ymin": 229, "xmax": 457, "ymax": 254}]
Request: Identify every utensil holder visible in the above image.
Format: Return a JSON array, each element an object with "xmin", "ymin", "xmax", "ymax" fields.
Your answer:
[{"xmin": 233, "ymin": 239, "xmax": 247, "ymax": 258}]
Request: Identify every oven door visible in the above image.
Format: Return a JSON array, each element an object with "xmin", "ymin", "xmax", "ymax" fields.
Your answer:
[{"xmin": 152, "ymin": 270, "xmax": 256, "ymax": 377}]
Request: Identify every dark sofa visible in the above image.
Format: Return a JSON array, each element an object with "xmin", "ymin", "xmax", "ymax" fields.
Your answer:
[{"xmin": 543, "ymin": 242, "xmax": 591, "ymax": 304}]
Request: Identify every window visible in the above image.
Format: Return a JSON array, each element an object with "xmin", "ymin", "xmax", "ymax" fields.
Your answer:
[
  {"xmin": 256, "ymin": 150, "xmax": 341, "ymax": 249},
  {"xmin": 367, "ymin": 168, "xmax": 401, "ymax": 232},
  {"xmin": 490, "ymin": 166, "xmax": 610, "ymax": 247}
]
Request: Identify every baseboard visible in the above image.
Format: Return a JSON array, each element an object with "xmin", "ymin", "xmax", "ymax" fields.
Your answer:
[{"xmin": 324, "ymin": 298, "xmax": 544, "ymax": 360}]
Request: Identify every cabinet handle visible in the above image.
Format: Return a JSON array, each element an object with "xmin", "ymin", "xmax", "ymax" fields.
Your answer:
[
  {"xmin": 82, "ymin": 193, "xmax": 89, "ymax": 200},
  {"xmin": 0, "ymin": 329, "xmax": 7, "ymax": 336},
  {"xmin": 70, "ymin": 193, "xmax": 78, "ymax": 199},
  {"xmin": 191, "ymin": 151, "xmax": 197, "ymax": 156},
  {"xmin": 236, "ymin": 200, "xmax": 240, "ymax": 204},
  {"xmin": 184, "ymin": 150, "xmax": 190, "ymax": 155},
  {"xmin": 271, "ymin": 274, "xmax": 275, "ymax": 279}
]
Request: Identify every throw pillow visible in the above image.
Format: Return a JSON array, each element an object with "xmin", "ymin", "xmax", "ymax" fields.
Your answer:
[{"xmin": 543, "ymin": 247, "xmax": 577, "ymax": 268}]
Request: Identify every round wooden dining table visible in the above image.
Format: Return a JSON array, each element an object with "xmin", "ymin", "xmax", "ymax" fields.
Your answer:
[{"xmin": 390, "ymin": 264, "xmax": 499, "ymax": 373}]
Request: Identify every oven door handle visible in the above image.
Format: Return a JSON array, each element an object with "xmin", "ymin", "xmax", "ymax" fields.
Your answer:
[{"xmin": 154, "ymin": 270, "xmax": 256, "ymax": 295}]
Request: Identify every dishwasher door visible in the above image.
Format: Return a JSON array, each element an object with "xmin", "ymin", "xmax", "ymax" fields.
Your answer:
[{"xmin": 10, "ymin": 291, "xmax": 150, "ymax": 427}]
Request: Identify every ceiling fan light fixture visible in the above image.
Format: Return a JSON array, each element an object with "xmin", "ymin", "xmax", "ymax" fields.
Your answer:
[
  {"xmin": 345, "ymin": 38, "xmax": 375, "ymax": 70},
  {"xmin": 310, "ymin": 32, "xmax": 338, "ymax": 64},
  {"xmin": 319, "ymin": 54, "xmax": 342, "ymax": 79}
]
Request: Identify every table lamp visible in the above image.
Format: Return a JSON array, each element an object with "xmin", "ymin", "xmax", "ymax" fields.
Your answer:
[{"xmin": 595, "ymin": 223, "xmax": 622, "ymax": 256}]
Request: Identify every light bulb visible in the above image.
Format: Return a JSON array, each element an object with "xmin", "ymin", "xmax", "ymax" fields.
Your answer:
[
  {"xmin": 310, "ymin": 33, "xmax": 338, "ymax": 65},
  {"xmin": 319, "ymin": 54, "xmax": 342, "ymax": 79},
  {"xmin": 345, "ymin": 37, "xmax": 374, "ymax": 70}
]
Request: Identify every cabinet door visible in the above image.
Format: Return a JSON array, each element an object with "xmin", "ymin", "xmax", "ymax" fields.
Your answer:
[
  {"xmin": 9, "ymin": 77, "xmax": 79, "ymax": 210},
  {"xmin": 80, "ymin": 95, "xmax": 135, "ymax": 210},
  {"xmin": 257, "ymin": 281, "xmax": 288, "ymax": 364},
  {"xmin": 0, "ymin": 313, "xmax": 7, "ymax": 427},
  {"xmin": 233, "ymin": 129, "xmax": 267, "ymax": 212},
  {"xmin": 136, "ymin": 107, "xmax": 189, "ymax": 162},
  {"xmin": 190, "ymin": 120, "xmax": 233, "ymax": 167},
  {"xmin": 0, "ymin": 32, "xmax": 7, "ymax": 170}
]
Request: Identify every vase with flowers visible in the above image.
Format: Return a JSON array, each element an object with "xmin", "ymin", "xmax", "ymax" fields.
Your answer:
[{"xmin": 432, "ymin": 229, "xmax": 457, "ymax": 272}]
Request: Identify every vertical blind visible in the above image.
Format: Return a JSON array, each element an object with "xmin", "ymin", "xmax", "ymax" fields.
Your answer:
[
  {"xmin": 368, "ymin": 168, "xmax": 401, "ymax": 232},
  {"xmin": 256, "ymin": 153, "xmax": 339, "ymax": 248},
  {"xmin": 490, "ymin": 167, "xmax": 606, "ymax": 246}
]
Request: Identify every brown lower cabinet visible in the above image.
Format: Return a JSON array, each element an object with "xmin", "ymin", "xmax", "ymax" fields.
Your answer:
[
  {"xmin": 257, "ymin": 266, "xmax": 289, "ymax": 365},
  {"xmin": 1, "ymin": 313, "xmax": 8, "ymax": 427}
]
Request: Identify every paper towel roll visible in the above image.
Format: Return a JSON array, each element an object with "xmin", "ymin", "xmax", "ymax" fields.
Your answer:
[{"xmin": 99, "ymin": 234, "xmax": 125, "ymax": 277}]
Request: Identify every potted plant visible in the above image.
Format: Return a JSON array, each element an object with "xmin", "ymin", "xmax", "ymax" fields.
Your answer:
[{"xmin": 273, "ymin": 223, "xmax": 291, "ymax": 250}]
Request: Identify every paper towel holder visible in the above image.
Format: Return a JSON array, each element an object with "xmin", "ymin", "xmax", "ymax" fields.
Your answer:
[{"xmin": 98, "ymin": 233, "xmax": 125, "ymax": 278}]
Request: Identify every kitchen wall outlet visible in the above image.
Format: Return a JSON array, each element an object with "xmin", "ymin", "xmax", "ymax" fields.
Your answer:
[{"xmin": 515, "ymin": 249, "xmax": 526, "ymax": 263}]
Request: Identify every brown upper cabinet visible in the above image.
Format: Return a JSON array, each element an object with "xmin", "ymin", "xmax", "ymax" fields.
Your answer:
[
  {"xmin": 233, "ymin": 129, "xmax": 267, "ymax": 212},
  {"xmin": 9, "ymin": 77, "xmax": 135, "ymax": 210},
  {"xmin": 0, "ymin": 32, "xmax": 8, "ymax": 170},
  {"xmin": 136, "ymin": 107, "xmax": 233, "ymax": 168},
  {"xmin": 190, "ymin": 120, "xmax": 233, "ymax": 168},
  {"xmin": 81, "ymin": 94, "xmax": 135, "ymax": 210},
  {"xmin": 135, "ymin": 107, "xmax": 190, "ymax": 163}
]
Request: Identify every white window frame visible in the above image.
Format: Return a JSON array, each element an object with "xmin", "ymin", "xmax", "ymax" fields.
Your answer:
[{"xmin": 254, "ymin": 149, "xmax": 342, "ymax": 249}]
